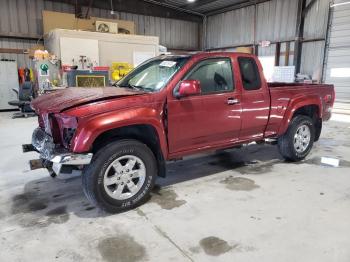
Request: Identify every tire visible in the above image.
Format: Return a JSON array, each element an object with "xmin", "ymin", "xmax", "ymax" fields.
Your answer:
[
  {"xmin": 314, "ymin": 119, "xmax": 322, "ymax": 142},
  {"xmin": 278, "ymin": 115, "xmax": 315, "ymax": 162},
  {"xmin": 82, "ymin": 139, "xmax": 157, "ymax": 213}
]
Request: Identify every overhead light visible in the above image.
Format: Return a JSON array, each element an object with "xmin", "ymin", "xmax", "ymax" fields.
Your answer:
[
  {"xmin": 110, "ymin": 0, "xmax": 115, "ymax": 15},
  {"xmin": 187, "ymin": 0, "xmax": 196, "ymax": 2}
]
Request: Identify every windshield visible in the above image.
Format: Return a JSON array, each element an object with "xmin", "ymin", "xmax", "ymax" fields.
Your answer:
[{"xmin": 118, "ymin": 57, "xmax": 189, "ymax": 92}]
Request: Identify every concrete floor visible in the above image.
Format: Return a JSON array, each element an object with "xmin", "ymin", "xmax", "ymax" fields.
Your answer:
[{"xmin": 0, "ymin": 111, "xmax": 350, "ymax": 262}]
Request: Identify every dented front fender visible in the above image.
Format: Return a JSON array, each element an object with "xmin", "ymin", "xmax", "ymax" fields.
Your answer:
[{"xmin": 70, "ymin": 107, "xmax": 168, "ymax": 157}]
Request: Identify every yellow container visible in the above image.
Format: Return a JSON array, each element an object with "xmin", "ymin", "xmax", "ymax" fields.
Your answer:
[{"xmin": 111, "ymin": 62, "xmax": 133, "ymax": 81}]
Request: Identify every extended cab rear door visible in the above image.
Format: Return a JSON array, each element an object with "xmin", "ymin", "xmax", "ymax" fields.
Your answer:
[
  {"xmin": 236, "ymin": 56, "xmax": 270, "ymax": 141},
  {"xmin": 167, "ymin": 56, "xmax": 242, "ymax": 156}
]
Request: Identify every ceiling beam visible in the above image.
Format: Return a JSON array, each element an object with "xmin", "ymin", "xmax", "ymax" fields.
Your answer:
[
  {"xmin": 302, "ymin": 0, "xmax": 317, "ymax": 17},
  {"xmin": 142, "ymin": 0, "xmax": 204, "ymax": 16},
  {"xmin": 85, "ymin": 0, "xmax": 94, "ymax": 18},
  {"xmin": 0, "ymin": 48, "xmax": 28, "ymax": 54},
  {"xmin": 47, "ymin": 0, "xmax": 203, "ymax": 22},
  {"xmin": 293, "ymin": 0, "xmax": 307, "ymax": 74},
  {"xmin": 74, "ymin": 0, "xmax": 83, "ymax": 18},
  {"xmin": 180, "ymin": 0, "xmax": 220, "ymax": 9},
  {"xmin": 0, "ymin": 32, "xmax": 42, "ymax": 41}
]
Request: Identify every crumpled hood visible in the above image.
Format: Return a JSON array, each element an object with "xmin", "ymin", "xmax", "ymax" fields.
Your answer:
[{"xmin": 31, "ymin": 87, "xmax": 144, "ymax": 114}]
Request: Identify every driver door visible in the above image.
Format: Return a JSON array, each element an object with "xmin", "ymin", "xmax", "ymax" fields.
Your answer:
[{"xmin": 167, "ymin": 57, "xmax": 242, "ymax": 155}]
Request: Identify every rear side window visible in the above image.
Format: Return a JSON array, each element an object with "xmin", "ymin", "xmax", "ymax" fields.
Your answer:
[
  {"xmin": 185, "ymin": 58, "xmax": 234, "ymax": 94},
  {"xmin": 238, "ymin": 57, "xmax": 261, "ymax": 91}
]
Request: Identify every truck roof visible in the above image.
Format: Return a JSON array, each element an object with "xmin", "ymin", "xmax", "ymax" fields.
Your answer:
[{"xmin": 160, "ymin": 51, "xmax": 254, "ymax": 60}]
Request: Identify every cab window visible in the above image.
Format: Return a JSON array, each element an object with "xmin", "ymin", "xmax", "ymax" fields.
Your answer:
[
  {"xmin": 185, "ymin": 58, "xmax": 234, "ymax": 94},
  {"xmin": 238, "ymin": 57, "xmax": 261, "ymax": 91}
]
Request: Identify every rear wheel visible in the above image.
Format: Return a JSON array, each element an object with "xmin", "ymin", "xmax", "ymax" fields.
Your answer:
[
  {"xmin": 278, "ymin": 115, "xmax": 315, "ymax": 161},
  {"xmin": 82, "ymin": 139, "xmax": 157, "ymax": 213}
]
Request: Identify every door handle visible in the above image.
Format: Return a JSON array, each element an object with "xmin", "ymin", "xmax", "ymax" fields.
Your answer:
[{"xmin": 227, "ymin": 98, "xmax": 239, "ymax": 105}]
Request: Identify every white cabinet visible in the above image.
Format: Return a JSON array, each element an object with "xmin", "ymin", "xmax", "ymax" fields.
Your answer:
[
  {"xmin": 60, "ymin": 37, "xmax": 99, "ymax": 67},
  {"xmin": 45, "ymin": 29, "xmax": 159, "ymax": 68},
  {"xmin": 0, "ymin": 61, "xmax": 19, "ymax": 110}
]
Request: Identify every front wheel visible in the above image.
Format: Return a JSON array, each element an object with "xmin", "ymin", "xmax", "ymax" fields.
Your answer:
[
  {"xmin": 278, "ymin": 115, "xmax": 315, "ymax": 161},
  {"xmin": 82, "ymin": 139, "xmax": 157, "ymax": 213}
]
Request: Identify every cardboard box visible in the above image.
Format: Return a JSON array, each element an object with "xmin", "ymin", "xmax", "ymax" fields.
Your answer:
[
  {"xmin": 90, "ymin": 17, "xmax": 134, "ymax": 34},
  {"xmin": 43, "ymin": 11, "xmax": 76, "ymax": 34},
  {"xmin": 235, "ymin": 47, "xmax": 253, "ymax": 54},
  {"xmin": 42, "ymin": 11, "xmax": 135, "ymax": 35}
]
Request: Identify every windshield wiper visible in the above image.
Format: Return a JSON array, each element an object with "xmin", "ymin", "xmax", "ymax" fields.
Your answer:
[
  {"xmin": 122, "ymin": 84, "xmax": 154, "ymax": 92},
  {"xmin": 119, "ymin": 83, "xmax": 143, "ymax": 90}
]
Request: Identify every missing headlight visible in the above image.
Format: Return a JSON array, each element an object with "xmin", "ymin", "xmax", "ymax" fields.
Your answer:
[
  {"xmin": 63, "ymin": 128, "xmax": 76, "ymax": 147},
  {"xmin": 43, "ymin": 114, "xmax": 52, "ymax": 135},
  {"xmin": 55, "ymin": 114, "xmax": 78, "ymax": 148}
]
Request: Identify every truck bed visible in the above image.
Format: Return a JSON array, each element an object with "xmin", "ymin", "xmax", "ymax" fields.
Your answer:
[
  {"xmin": 265, "ymin": 82, "xmax": 335, "ymax": 138},
  {"xmin": 268, "ymin": 82, "xmax": 334, "ymax": 97},
  {"xmin": 268, "ymin": 82, "xmax": 328, "ymax": 88}
]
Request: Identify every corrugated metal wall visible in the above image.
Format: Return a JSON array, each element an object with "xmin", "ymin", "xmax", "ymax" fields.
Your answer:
[
  {"xmin": 205, "ymin": 0, "xmax": 330, "ymax": 77},
  {"xmin": 83, "ymin": 7, "xmax": 199, "ymax": 50},
  {"xmin": 324, "ymin": 0, "xmax": 350, "ymax": 102},
  {"xmin": 206, "ymin": 0, "xmax": 299, "ymax": 49},
  {"xmin": 303, "ymin": 0, "xmax": 330, "ymax": 39},
  {"xmin": 258, "ymin": 44, "xmax": 276, "ymax": 56},
  {"xmin": 0, "ymin": 0, "xmax": 331, "ymax": 76},
  {"xmin": 255, "ymin": 0, "xmax": 298, "ymax": 42},
  {"xmin": 0, "ymin": 1, "xmax": 75, "ymax": 36},
  {"xmin": 0, "ymin": 0, "xmax": 200, "ymax": 67},
  {"xmin": 0, "ymin": 39, "xmax": 37, "ymax": 68},
  {"xmin": 300, "ymin": 41, "xmax": 325, "ymax": 77},
  {"xmin": 300, "ymin": 0, "xmax": 330, "ymax": 77},
  {"xmin": 206, "ymin": 6, "xmax": 255, "ymax": 48}
]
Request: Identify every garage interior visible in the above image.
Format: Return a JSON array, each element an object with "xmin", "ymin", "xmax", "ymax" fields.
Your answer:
[{"xmin": 0, "ymin": 0, "xmax": 350, "ymax": 261}]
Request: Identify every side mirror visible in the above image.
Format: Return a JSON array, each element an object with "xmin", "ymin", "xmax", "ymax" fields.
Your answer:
[{"xmin": 177, "ymin": 80, "xmax": 201, "ymax": 98}]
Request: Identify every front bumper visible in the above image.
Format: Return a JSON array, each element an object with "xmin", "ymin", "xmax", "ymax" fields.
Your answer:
[{"xmin": 23, "ymin": 128, "xmax": 93, "ymax": 175}]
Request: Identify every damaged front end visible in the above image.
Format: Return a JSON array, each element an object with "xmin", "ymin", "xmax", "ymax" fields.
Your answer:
[{"xmin": 23, "ymin": 116, "xmax": 92, "ymax": 178}]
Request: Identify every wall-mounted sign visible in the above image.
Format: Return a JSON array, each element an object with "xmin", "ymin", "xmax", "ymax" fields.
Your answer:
[
  {"xmin": 40, "ymin": 63, "xmax": 49, "ymax": 72},
  {"xmin": 259, "ymin": 41, "xmax": 271, "ymax": 47}
]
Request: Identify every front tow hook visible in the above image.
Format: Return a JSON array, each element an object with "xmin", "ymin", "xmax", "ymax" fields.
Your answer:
[{"xmin": 22, "ymin": 144, "xmax": 37, "ymax": 153}]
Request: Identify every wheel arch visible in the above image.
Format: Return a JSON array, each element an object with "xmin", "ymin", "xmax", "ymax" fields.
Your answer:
[
  {"xmin": 277, "ymin": 114, "xmax": 316, "ymax": 162},
  {"xmin": 278, "ymin": 96, "xmax": 323, "ymax": 136},
  {"xmin": 91, "ymin": 124, "xmax": 167, "ymax": 178}
]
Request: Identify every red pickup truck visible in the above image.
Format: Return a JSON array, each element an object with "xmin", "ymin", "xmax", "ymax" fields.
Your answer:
[{"xmin": 24, "ymin": 52, "xmax": 335, "ymax": 212}]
